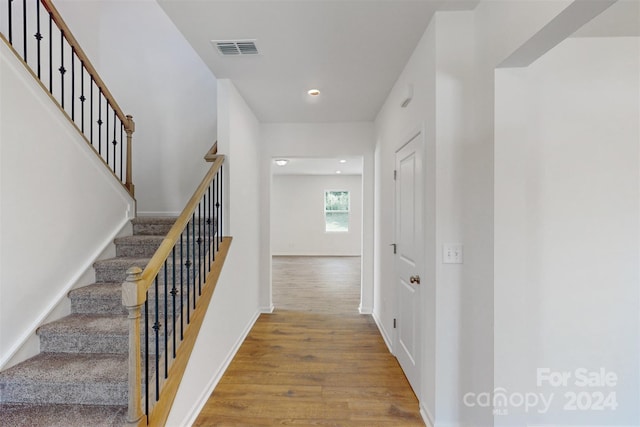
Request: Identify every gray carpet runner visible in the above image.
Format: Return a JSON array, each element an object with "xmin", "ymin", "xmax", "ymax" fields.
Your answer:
[{"xmin": 0, "ymin": 217, "xmax": 176, "ymax": 427}]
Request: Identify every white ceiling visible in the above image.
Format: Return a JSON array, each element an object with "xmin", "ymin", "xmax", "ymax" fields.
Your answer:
[
  {"xmin": 271, "ymin": 157, "xmax": 363, "ymax": 176},
  {"xmin": 157, "ymin": 0, "xmax": 459, "ymax": 123},
  {"xmin": 157, "ymin": 0, "xmax": 634, "ymax": 125}
]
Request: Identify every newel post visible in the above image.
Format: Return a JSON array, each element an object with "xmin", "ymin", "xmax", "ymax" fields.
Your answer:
[
  {"xmin": 123, "ymin": 267, "xmax": 145, "ymax": 426},
  {"xmin": 125, "ymin": 115, "xmax": 135, "ymax": 196}
]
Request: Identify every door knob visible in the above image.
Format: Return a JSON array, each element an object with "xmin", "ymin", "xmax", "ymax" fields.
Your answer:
[{"xmin": 410, "ymin": 275, "xmax": 421, "ymax": 284}]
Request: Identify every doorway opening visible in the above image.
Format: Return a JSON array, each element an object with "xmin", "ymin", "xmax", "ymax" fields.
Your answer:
[{"xmin": 270, "ymin": 156, "xmax": 364, "ymax": 315}]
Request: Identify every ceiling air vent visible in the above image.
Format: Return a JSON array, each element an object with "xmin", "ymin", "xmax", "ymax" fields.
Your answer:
[{"xmin": 212, "ymin": 40, "xmax": 259, "ymax": 56}]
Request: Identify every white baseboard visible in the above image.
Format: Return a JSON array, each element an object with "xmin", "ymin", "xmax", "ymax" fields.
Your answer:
[
  {"xmin": 182, "ymin": 309, "xmax": 260, "ymax": 426},
  {"xmin": 358, "ymin": 304, "xmax": 373, "ymax": 314},
  {"xmin": 420, "ymin": 402, "xmax": 435, "ymax": 427},
  {"xmin": 137, "ymin": 211, "xmax": 181, "ymax": 217},
  {"xmin": 0, "ymin": 215, "xmax": 132, "ymax": 369},
  {"xmin": 260, "ymin": 304, "xmax": 275, "ymax": 313},
  {"xmin": 372, "ymin": 311, "xmax": 393, "ymax": 354}
]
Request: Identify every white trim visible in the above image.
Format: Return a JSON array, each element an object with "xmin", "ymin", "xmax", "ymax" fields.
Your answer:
[
  {"xmin": 181, "ymin": 309, "xmax": 260, "ymax": 426},
  {"xmin": 0, "ymin": 214, "xmax": 133, "ymax": 369},
  {"xmin": 358, "ymin": 304, "xmax": 372, "ymax": 314},
  {"xmin": 420, "ymin": 402, "xmax": 435, "ymax": 427},
  {"xmin": 137, "ymin": 211, "xmax": 181, "ymax": 217},
  {"xmin": 260, "ymin": 304, "xmax": 275, "ymax": 314},
  {"xmin": 372, "ymin": 311, "xmax": 393, "ymax": 354}
]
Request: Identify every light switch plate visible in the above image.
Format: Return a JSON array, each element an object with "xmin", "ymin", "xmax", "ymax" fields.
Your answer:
[{"xmin": 443, "ymin": 244, "xmax": 463, "ymax": 264}]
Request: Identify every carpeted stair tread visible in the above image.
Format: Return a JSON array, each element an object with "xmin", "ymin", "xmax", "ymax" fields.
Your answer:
[
  {"xmin": 0, "ymin": 403, "xmax": 126, "ymax": 427},
  {"xmin": 37, "ymin": 314, "xmax": 128, "ymax": 354},
  {"xmin": 131, "ymin": 216, "xmax": 177, "ymax": 225},
  {"xmin": 0, "ymin": 353, "xmax": 127, "ymax": 405},
  {"xmin": 69, "ymin": 283, "xmax": 125, "ymax": 315},
  {"xmin": 131, "ymin": 216, "xmax": 177, "ymax": 236},
  {"xmin": 0, "ymin": 216, "xmax": 190, "ymax": 419},
  {"xmin": 114, "ymin": 235, "xmax": 165, "ymax": 257},
  {"xmin": 93, "ymin": 257, "xmax": 152, "ymax": 282}
]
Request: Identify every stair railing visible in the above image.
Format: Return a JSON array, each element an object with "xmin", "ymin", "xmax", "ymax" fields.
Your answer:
[
  {"xmin": 1, "ymin": 0, "xmax": 135, "ymax": 195},
  {"xmin": 122, "ymin": 154, "xmax": 230, "ymax": 426}
]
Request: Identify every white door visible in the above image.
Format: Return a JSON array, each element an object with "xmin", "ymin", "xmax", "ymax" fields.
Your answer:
[{"xmin": 394, "ymin": 131, "xmax": 423, "ymax": 395}]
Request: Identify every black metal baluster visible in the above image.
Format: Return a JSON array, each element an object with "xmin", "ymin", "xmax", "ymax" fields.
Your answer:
[
  {"xmin": 97, "ymin": 91, "xmax": 102, "ymax": 154},
  {"xmin": 48, "ymin": 13, "xmax": 52, "ymax": 93},
  {"xmin": 35, "ymin": 0, "xmax": 41, "ymax": 78},
  {"xmin": 204, "ymin": 190, "xmax": 209, "ymax": 271},
  {"xmin": 59, "ymin": 29, "xmax": 65, "ymax": 109},
  {"xmin": 153, "ymin": 277, "xmax": 160, "ymax": 402},
  {"xmin": 211, "ymin": 180, "xmax": 215, "ymax": 263},
  {"xmin": 8, "ymin": 0, "xmax": 13, "ymax": 45},
  {"xmin": 215, "ymin": 174, "xmax": 220, "ymax": 252},
  {"xmin": 171, "ymin": 246, "xmax": 177, "ymax": 358},
  {"xmin": 163, "ymin": 261, "xmax": 168, "ymax": 379},
  {"xmin": 144, "ymin": 298, "xmax": 149, "ymax": 417},
  {"xmin": 89, "ymin": 77, "xmax": 93, "ymax": 144},
  {"xmin": 185, "ymin": 222, "xmax": 191, "ymax": 323},
  {"xmin": 120, "ymin": 123, "xmax": 124, "ymax": 180},
  {"xmin": 221, "ymin": 164, "xmax": 224, "ymax": 246},
  {"xmin": 197, "ymin": 204, "xmax": 202, "ymax": 296},
  {"xmin": 191, "ymin": 212, "xmax": 196, "ymax": 309},
  {"xmin": 112, "ymin": 109, "xmax": 117, "ymax": 173},
  {"xmin": 179, "ymin": 231, "xmax": 184, "ymax": 340},
  {"xmin": 106, "ymin": 101, "xmax": 109, "ymax": 164},
  {"xmin": 71, "ymin": 48, "xmax": 75, "ymax": 120},
  {"xmin": 22, "ymin": 0, "xmax": 26, "ymax": 61},
  {"xmin": 80, "ymin": 64, "xmax": 85, "ymax": 132}
]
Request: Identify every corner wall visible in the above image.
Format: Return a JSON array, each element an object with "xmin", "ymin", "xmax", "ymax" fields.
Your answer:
[
  {"xmin": 0, "ymin": 39, "xmax": 134, "ymax": 368},
  {"xmin": 166, "ymin": 78, "xmax": 262, "ymax": 426},
  {"xmin": 373, "ymin": 2, "xmax": 576, "ymax": 425},
  {"xmin": 495, "ymin": 36, "xmax": 640, "ymax": 426},
  {"xmin": 56, "ymin": 0, "xmax": 218, "ymax": 215}
]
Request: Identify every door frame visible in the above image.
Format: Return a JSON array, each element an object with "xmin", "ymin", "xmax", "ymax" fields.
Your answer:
[{"xmin": 392, "ymin": 125, "xmax": 425, "ymax": 395}]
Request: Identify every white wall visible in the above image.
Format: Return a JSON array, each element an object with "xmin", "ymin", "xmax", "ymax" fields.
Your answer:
[
  {"xmin": 495, "ymin": 36, "xmax": 640, "ymax": 426},
  {"xmin": 374, "ymin": 2, "xmax": 577, "ymax": 426},
  {"xmin": 0, "ymin": 40, "xmax": 134, "ymax": 368},
  {"xmin": 166, "ymin": 79, "xmax": 262, "ymax": 426},
  {"xmin": 56, "ymin": 0, "xmax": 217, "ymax": 215},
  {"xmin": 261, "ymin": 122, "xmax": 375, "ymax": 313},
  {"xmin": 272, "ymin": 174, "xmax": 362, "ymax": 256}
]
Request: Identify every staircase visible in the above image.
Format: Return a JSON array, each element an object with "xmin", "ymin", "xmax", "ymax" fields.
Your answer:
[{"xmin": 0, "ymin": 217, "xmax": 176, "ymax": 427}]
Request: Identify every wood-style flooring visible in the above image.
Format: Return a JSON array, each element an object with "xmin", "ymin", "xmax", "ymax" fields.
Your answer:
[{"xmin": 193, "ymin": 256, "xmax": 424, "ymax": 426}]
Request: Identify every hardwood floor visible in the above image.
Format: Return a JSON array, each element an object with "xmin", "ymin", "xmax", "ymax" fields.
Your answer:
[{"xmin": 193, "ymin": 256, "xmax": 423, "ymax": 426}]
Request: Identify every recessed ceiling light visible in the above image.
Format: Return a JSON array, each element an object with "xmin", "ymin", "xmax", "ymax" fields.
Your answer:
[
  {"xmin": 308, "ymin": 89, "xmax": 321, "ymax": 96},
  {"xmin": 274, "ymin": 159, "xmax": 289, "ymax": 166},
  {"xmin": 336, "ymin": 170, "xmax": 342, "ymax": 174},
  {"xmin": 339, "ymin": 159, "xmax": 347, "ymax": 164}
]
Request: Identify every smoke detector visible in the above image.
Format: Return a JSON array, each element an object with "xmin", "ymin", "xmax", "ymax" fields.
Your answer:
[{"xmin": 211, "ymin": 40, "xmax": 259, "ymax": 56}]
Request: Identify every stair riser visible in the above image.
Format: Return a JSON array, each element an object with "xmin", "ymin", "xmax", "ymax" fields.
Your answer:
[
  {"xmin": 70, "ymin": 297, "xmax": 127, "ymax": 316},
  {"xmin": 0, "ymin": 382, "xmax": 127, "ymax": 406},
  {"xmin": 94, "ymin": 263, "xmax": 199, "ymax": 284},
  {"xmin": 115, "ymin": 243, "xmax": 162, "ymax": 258},
  {"xmin": 40, "ymin": 334, "xmax": 128, "ymax": 354},
  {"xmin": 70, "ymin": 290, "xmax": 194, "ymax": 319},
  {"xmin": 133, "ymin": 219, "xmax": 215, "ymax": 237},
  {"xmin": 40, "ymin": 333, "xmax": 172, "ymax": 356},
  {"xmin": 133, "ymin": 223, "xmax": 174, "ymax": 236}
]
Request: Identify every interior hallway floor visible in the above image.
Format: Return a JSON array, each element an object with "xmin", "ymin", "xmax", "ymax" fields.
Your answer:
[{"xmin": 193, "ymin": 256, "xmax": 424, "ymax": 426}]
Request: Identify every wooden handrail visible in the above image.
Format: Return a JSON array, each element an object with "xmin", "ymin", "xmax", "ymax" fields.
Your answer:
[
  {"xmin": 204, "ymin": 141, "xmax": 218, "ymax": 162},
  {"xmin": 140, "ymin": 155, "xmax": 224, "ymax": 293},
  {"xmin": 147, "ymin": 237, "xmax": 231, "ymax": 427},
  {"xmin": 125, "ymin": 154, "xmax": 226, "ymax": 425},
  {"xmin": 41, "ymin": 0, "xmax": 131, "ymax": 131}
]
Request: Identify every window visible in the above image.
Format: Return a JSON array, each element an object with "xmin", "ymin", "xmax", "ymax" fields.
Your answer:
[{"xmin": 325, "ymin": 190, "xmax": 350, "ymax": 232}]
